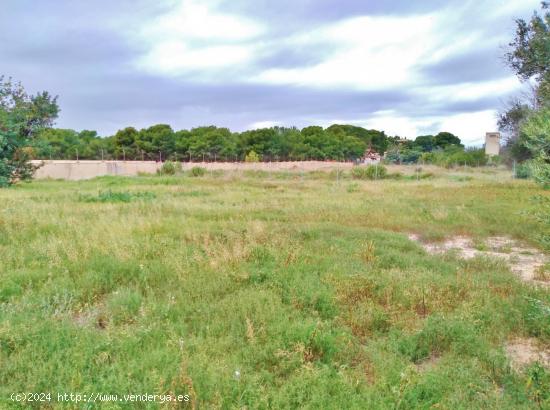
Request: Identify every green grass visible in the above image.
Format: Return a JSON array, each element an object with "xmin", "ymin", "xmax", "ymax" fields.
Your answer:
[
  {"xmin": 78, "ymin": 189, "xmax": 156, "ymax": 203},
  {"xmin": 0, "ymin": 167, "xmax": 549, "ymax": 408}
]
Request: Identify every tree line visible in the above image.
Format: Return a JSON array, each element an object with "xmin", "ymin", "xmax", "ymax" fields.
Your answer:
[
  {"xmin": 34, "ymin": 124, "xmax": 388, "ymax": 162},
  {"xmin": 2, "ymin": 3, "xmax": 547, "ymax": 186},
  {"xmin": 33, "ymin": 123, "xmax": 467, "ymax": 163}
]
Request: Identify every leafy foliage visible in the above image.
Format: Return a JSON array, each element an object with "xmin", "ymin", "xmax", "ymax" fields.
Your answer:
[
  {"xmin": 420, "ymin": 147, "xmax": 488, "ymax": 168},
  {"xmin": 158, "ymin": 161, "xmax": 181, "ymax": 176},
  {"xmin": 519, "ymin": 107, "xmax": 550, "ymax": 186},
  {"xmin": 0, "ymin": 77, "xmax": 58, "ymax": 186},
  {"xmin": 351, "ymin": 165, "xmax": 387, "ymax": 180},
  {"xmin": 501, "ymin": 3, "xmax": 550, "ymax": 169},
  {"xmin": 189, "ymin": 166, "xmax": 206, "ymax": 177},
  {"xmin": 245, "ymin": 150, "xmax": 260, "ymax": 162},
  {"xmin": 515, "ymin": 162, "xmax": 532, "ymax": 179},
  {"xmin": 506, "ymin": 2, "xmax": 550, "ymax": 104}
]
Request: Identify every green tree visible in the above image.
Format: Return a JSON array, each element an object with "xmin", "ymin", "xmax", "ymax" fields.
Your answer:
[
  {"xmin": 498, "ymin": 99, "xmax": 534, "ymax": 162},
  {"xmin": 114, "ymin": 127, "xmax": 139, "ymax": 160},
  {"xmin": 506, "ymin": 2, "xmax": 550, "ymax": 104},
  {"xmin": 35, "ymin": 128, "xmax": 79, "ymax": 159},
  {"xmin": 187, "ymin": 126, "xmax": 234, "ymax": 161},
  {"xmin": 301, "ymin": 126, "xmax": 332, "ymax": 159},
  {"xmin": 502, "ymin": 2, "xmax": 550, "ymax": 165},
  {"xmin": 326, "ymin": 124, "xmax": 388, "ymax": 154},
  {"xmin": 521, "ymin": 107, "xmax": 550, "ymax": 186},
  {"xmin": 238, "ymin": 128, "xmax": 276, "ymax": 159},
  {"xmin": 434, "ymin": 132, "xmax": 462, "ymax": 149},
  {"xmin": 175, "ymin": 129, "xmax": 191, "ymax": 160},
  {"xmin": 138, "ymin": 124, "xmax": 175, "ymax": 160},
  {"xmin": 0, "ymin": 77, "xmax": 58, "ymax": 186},
  {"xmin": 414, "ymin": 135, "xmax": 435, "ymax": 152}
]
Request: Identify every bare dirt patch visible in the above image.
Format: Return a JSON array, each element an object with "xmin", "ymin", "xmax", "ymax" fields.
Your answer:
[
  {"xmin": 72, "ymin": 305, "xmax": 107, "ymax": 329},
  {"xmin": 415, "ymin": 354, "xmax": 441, "ymax": 373},
  {"xmin": 505, "ymin": 338, "xmax": 550, "ymax": 371},
  {"xmin": 409, "ymin": 234, "xmax": 548, "ymax": 285}
]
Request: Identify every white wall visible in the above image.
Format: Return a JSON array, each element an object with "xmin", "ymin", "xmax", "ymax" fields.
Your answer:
[{"xmin": 30, "ymin": 160, "xmax": 352, "ymax": 180}]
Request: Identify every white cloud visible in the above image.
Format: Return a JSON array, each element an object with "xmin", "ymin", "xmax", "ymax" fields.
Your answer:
[
  {"xmin": 134, "ymin": 0, "xmax": 263, "ymax": 75},
  {"xmin": 423, "ymin": 77, "xmax": 521, "ymax": 103},
  {"xmin": 126, "ymin": 0, "xmax": 532, "ymax": 140},
  {"xmin": 138, "ymin": 41, "xmax": 255, "ymax": 73},
  {"xmin": 438, "ymin": 110, "xmax": 498, "ymax": 145},
  {"xmin": 147, "ymin": 1, "xmax": 263, "ymax": 41},
  {"xmin": 326, "ymin": 111, "xmax": 437, "ymax": 139},
  {"xmin": 254, "ymin": 14, "xmax": 438, "ymax": 90},
  {"xmin": 317, "ymin": 108, "xmax": 498, "ymax": 146}
]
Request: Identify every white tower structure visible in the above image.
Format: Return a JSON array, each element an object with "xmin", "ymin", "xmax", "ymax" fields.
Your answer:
[{"xmin": 485, "ymin": 132, "xmax": 500, "ymax": 156}]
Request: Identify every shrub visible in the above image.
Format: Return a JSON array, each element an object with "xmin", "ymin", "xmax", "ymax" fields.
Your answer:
[
  {"xmin": 488, "ymin": 155, "xmax": 502, "ymax": 166},
  {"xmin": 351, "ymin": 167, "xmax": 366, "ymax": 179},
  {"xmin": 530, "ymin": 160, "xmax": 550, "ymax": 188},
  {"xmin": 522, "ymin": 297, "xmax": 550, "ymax": 340},
  {"xmin": 515, "ymin": 162, "xmax": 532, "ymax": 179},
  {"xmin": 351, "ymin": 165, "xmax": 387, "ymax": 180},
  {"xmin": 190, "ymin": 166, "xmax": 206, "ymax": 177},
  {"xmin": 420, "ymin": 147, "xmax": 488, "ymax": 168},
  {"xmin": 520, "ymin": 107, "xmax": 550, "ymax": 187},
  {"xmin": 245, "ymin": 150, "xmax": 260, "ymax": 162},
  {"xmin": 366, "ymin": 164, "xmax": 387, "ymax": 179},
  {"xmin": 400, "ymin": 148, "xmax": 423, "ymax": 164},
  {"xmin": 158, "ymin": 161, "xmax": 181, "ymax": 175}
]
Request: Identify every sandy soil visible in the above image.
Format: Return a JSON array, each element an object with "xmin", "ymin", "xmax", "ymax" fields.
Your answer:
[
  {"xmin": 408, "ymin": 234, "xmax": 548, "ymax": 286},
  {"xmin": 505, "ymin": 338, "xmax": 550, "ymax": 371}
]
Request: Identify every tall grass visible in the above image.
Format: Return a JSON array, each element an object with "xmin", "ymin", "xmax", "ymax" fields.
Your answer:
[{"xmin": 0, "ymin": 167, "xmax": 548, "ymax": 408}]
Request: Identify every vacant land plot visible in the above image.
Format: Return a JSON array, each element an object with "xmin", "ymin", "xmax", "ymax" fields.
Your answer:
[{"xmin": 0, "ymin": 167, "xmax": 549, "ymax": 408}]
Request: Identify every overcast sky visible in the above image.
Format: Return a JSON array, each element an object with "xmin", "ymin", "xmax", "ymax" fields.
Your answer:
[{"xmin": 0, "ymin": 0, "xmax": 540, "ymax": 144}]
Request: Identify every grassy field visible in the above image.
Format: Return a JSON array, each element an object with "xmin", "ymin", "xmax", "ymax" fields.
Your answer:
[{"xmin": 0, "ymin": 166, "xmax": 549, "ymax": 409}]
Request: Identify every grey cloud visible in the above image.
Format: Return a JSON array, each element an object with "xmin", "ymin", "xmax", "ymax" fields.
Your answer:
[
  {"xmin": 53, "ymin": 71, "xmax": 415, "ymax": 134},
  {"xmin": 221, "ymin": 0, "xmax": 462, "ymax": 25},
  {"xmin": 0, "ymin": 0, "xmax": 541, "ymax": 138},
  {"xmin": 252, "ymin": 45, "xmax": 333, "ymax": 70},
  {"xmin": 418, "ymin": 48, "xmax": 510, "ymax": 85}
]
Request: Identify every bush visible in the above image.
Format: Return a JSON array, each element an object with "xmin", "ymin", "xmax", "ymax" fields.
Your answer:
[
  {"xmin": 351, "ymin": 167, "xmax": 368, "ymax": 179},
  {"xmin": 515, "ymin": 162, "xmax": 532, "ymax": 179},
  {"xmin": 488, "ymin": 155, "xmax": 502, "ymax": 166},
  {"xmin": 420, "ymin": 147, "xmax": 488, "ymax": 168},
  {"xmin": 157, "ymin": 161, "xmax": 181, "ymax": 175},
  {"xmin": 400, "ymin": 148, "xmax": 423, "ymax": 164},
  {"xmin": 365, "ymin": 164, "xmax": 387, "ymax": 179},
  {"xmin": 245, "ymin": 150, "xmax": 261, "ymax": 162},
  {"xmin": 190, "ymin": 166, "xmax": 206, "ymax": 177},
  {"xmin": 351, "ymin": 165, "xmax": 387, "ymax": 180},
  {"xmin": 520, "ymin": 107, "xmax": 550, "ymax": 187},
  {"xmin": 530, "ymin": 160, "xmax": 550, "ymax": 188}
]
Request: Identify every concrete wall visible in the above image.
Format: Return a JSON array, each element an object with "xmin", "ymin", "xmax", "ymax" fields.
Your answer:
[
  {"xmin": 30, "ymin": 160, "xmax": 353, "ymax": 180},
  {"xmin": 30, "ymin": 161, "xmax": 162, "ymax": 180}
]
